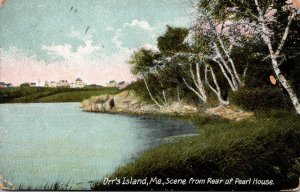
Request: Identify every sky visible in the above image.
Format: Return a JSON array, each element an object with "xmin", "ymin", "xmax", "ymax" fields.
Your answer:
[{"xmin": 0, "ymin": 0, "xmax": 194, "ymax": 86}]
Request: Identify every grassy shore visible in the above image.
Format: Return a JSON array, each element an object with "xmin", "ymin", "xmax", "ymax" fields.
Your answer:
[
  {"xmin": 0, "ymin": 87, "xmax": 119, "ymax": 103},
  {"xmin": 91, "ymin": 110, "xmax": 300, "ymax": 191}
]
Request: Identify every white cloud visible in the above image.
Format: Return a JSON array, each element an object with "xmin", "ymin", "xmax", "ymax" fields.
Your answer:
[
  {"xmin": 141, "ymin": 43, "xmax": 158, "ymax": 51},
  {"xmin": 106, "ymin": 27, "xmax": 123, "ymax": 49},
  {"xmin": 126, "ymin": 19, "xmax": 154, "ymax": 31},
  {"xmin": 42, "ymin": 39, "xmax": 101, "ymax": 64}
]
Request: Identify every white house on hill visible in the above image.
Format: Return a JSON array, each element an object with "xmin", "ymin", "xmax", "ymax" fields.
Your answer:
[
  {"xmin": 45, "ymin": 81, "xmax": 58, "ymax": 88},
  {"xmin": 70, "ymin": 78, "xmax": 87, "ymax": 88},
  {"xmin": 57, "ymin": 80, "xmax": 70, "ymax": 87}
]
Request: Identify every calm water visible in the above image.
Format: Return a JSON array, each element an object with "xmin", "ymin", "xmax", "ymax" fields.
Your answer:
[{"xmin": 0, "ymin": 103, "xmax": 197, "ymax": 189}]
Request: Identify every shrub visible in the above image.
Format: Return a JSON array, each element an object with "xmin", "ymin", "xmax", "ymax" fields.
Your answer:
[{"xmin": 230, "ymin": 87, "xmax": 293, "ymax": 111}]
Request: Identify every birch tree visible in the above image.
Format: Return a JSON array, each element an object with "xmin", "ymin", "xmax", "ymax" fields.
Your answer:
[
  {"xmin": 129, "ymin": 48, "xmax": 167, "ymax": 108},
  {"xmin": 205, "ymin": 63, "xmax": 229, "ymax": 105},
  {"xmin": 157, "ymin": 26, "xmax": 209, "ymax": 104},
  {"xmin": 212, "ymin": 0, "xmax": 300, "ymax": 114},
  {"xmin": 253, "ymin": 0, "xmax": 300, "ymax": 114},
  {"xmin": 192, "ymin": 0, "xmax": 248, "ymax": 92}
]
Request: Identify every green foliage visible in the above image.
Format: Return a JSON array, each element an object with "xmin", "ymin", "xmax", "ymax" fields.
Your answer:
[
  {"xmin": 281, "ymin": 56, "xmax": 300, "ymax": 94},
  {"xmin": 230, "ymin": 87, "xmax": 293, "ymax": 111},
  {"xmin": 20, "ymin": 83, "xmax": 30, "ymax": 87},
  {"xmin": 157, "ymin": 26, "xmax": 190, "ymax": 54},
  {"xmin": 124, "ymin": 80, "xmax": 153, "ymax": 103},
  {"xmin": 129, "ymin": 48, "xmax": 159, "ymax": 75},
  {"xmin": 92, "ymin": 114, "xmax": 300, "ymax": 191}
]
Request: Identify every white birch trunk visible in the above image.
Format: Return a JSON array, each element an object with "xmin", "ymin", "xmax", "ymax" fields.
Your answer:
[
  {"xmin": 216, "ymin": 34, "xmax": 243, "ymax": 86},
  {"xmin": 176, "ymin": 86, "xmax": 181, "ymax": 102},
  {"xmin": 182, "ymin": 62, "xmax": 207, "ymax": 103},
  {"xmin": 195, "ymin": 62, "xmax": 208, "ymax": 102},
  {"xmin": 143, "ymin": 77, "xmax": 163, "ymax": 108},
  {"xmin": 205, "ymin": 64, "xmax": 229, "ymax": 105},
  {"xmin": 254, "ymin": 0, "xmax": 300, "ymax": 114},
  {"xmin": 162, "ymin": 89, "xmax": 168, "ymax": 106},
  {"xmin": 213, "ymin": 42, "xmax": 240, "ymax": 91}
]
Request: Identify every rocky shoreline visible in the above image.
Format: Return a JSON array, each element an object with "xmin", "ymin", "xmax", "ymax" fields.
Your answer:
[
  {"xmin": 80, "ymin": 90, "xmax": 199, "ymax": 114},
  {"xmin": 80, "ymin": 90, "xmax": 253, "ymax": 121}
]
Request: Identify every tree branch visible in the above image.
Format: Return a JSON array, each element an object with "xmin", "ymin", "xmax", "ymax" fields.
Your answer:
[{"xmin": 275, "ymin": 11, "xmax": 296, "ymax": 56}]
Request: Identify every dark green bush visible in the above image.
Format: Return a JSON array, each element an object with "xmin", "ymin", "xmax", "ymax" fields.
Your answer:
[{"xmin": 230, "ymin": 87, "xmax": 293, "ymax": 111}]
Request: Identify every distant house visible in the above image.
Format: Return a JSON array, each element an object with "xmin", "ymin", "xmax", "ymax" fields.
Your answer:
[
  {"xmin": 73, "ymin": 78, "xmax": 86, "ymax": 88},
  {"xmin": 0, "ymin": 82, "xmax": 13, "ymax": 88},
  {"xmin": 57, "ymin": 80, "xmax": 70, "ymax": 87},
  {"xmin": 29, "ymin": 82, "xmax": 37, "ymax": 87},
  {"xmin": 36, "ymin": 79, "xmax": 44, "ymax": 87},
  {"xmin": 106, "ymin": 80, "xmax": 117, "ymax": 87},
  {"xmin": 70, "ymin": 82, "xmax": 75, "ymax": 88},
  {"xmin": 5, "ymin": 83, "xmax": 12, "ymax": 88},
  {"xmin": 117, "ymin": 81, "xmax": 128, "ymax": 89},
  {"xmin": 46, "ymin": 81, "xmax": 58, "ymax": 88},
  {"xmin": 0, "ymin": 82, "xmax": 6, "ymax": 88}
]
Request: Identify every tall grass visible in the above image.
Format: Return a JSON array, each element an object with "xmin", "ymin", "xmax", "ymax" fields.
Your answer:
[{"xmin": 91, "ymin": 111, "xmax": 300, "ymax": 191}]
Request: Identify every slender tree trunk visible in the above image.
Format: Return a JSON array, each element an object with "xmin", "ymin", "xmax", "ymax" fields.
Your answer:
[
  {"xmin": 212, "ymin": 57, "xmax": 237, "ymax": 91},
  {"xmin": 254, "ymin": 0, "xmax": 300, "ymax": 114},
  {"xmin": 143, "ymin": 77, "xmax": 163, "ymax": 108},
  {"xmin": 195, "ymin": 62, "xmax": 208, "ymax": 102},
  {"xmin": 176, "ymin": 86, "xmax": 181, "ymax": 102},
  {"xmin": 216, "ymin": 34, "xmax": 243, "ymax": 86},
  {"xmin": 205, "ymin": 64, "xmax": 229, "ymax": 105},
  {"xmin": 182, "ymin": 62, "xmax": 208, "ymax": 103},
  {"xmin": 206, "ymin": 17, "xmax": 242, "ymax": 90},
  {"xmin": 162, "ymin": 89, "xmax": 168, "ymax": 106},
  {"xmin": 213, "ymin": 42, "xmax": 240, "ymax": 90}
]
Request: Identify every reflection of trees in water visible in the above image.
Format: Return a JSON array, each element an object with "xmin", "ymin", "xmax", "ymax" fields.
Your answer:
[{"xmin": 132, "ymin": 117, "xmax": 197, "ymax": 146}]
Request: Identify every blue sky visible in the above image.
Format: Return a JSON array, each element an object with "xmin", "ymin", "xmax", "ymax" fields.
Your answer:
[{"xmin": 0, "ymin": 0, "xmax": 194, "ymax": 85}]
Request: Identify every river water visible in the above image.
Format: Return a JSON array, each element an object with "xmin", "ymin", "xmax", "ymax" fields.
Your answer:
[{"xmin": 0, "ymin": 103, "xmax": 197, "ymax": 189}]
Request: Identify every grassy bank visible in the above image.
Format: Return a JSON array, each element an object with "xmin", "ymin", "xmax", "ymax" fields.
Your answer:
[
  {"xmin": 91, "ymin": 110, "xmax": 300, "ymax": 191},
  {"xmin": 18, "ymin": 182, "xmax": 72, "ymax": 191},
  {"xmin": 0, "ymin": 87, "xmax": 119, "ymax": 103}
]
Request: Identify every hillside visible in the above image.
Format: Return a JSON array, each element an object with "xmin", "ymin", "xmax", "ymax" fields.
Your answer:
[{"xmin": 0, "ymin": 87, "xmax": 119, "ymax": 103}]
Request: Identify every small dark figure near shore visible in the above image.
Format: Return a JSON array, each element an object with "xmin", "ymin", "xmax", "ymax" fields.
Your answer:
[{"xmin": 109, "ymin": 98, "xmax": 115, "ymax": 109}]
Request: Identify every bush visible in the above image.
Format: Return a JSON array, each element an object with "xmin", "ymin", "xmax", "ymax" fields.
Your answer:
[{"xmin": 230, "ymin": 87, "xmax": 293, "ymax": 111}]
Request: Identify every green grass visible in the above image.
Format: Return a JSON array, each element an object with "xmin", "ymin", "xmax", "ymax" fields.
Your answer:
[
  {"xmin": 0, "ymin": 87, "xmax": 119, "ymax": 103},
  {"xmin": 91, "ymin": 111, "xmax": 300, "ymax": 191},
  {"xmin": 36, "ymin": 89, "xmax": 118, "ymax": 102}
]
